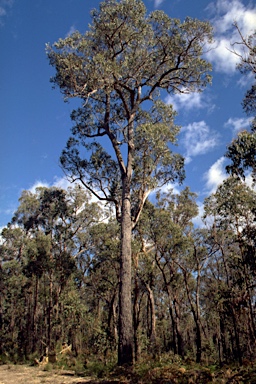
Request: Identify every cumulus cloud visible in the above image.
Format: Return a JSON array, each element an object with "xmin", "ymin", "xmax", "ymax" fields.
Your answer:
[
  {"xmin": 224, "ymin": 116, "xmax": 253, "ymax": 134},
  {"xmin": 203, "ymin": 156, "xmax": 228, "ymax": 194},
  {"xmin": 53, "ymin": 176, "xmax": 73, "ymax": 190},
  {"xmin": 28, "ymin": 180, "xmax": 50, "ymax": 194},
  {"xmin": 208, "ymin": 0, "xmax": 256, "ymax": 35},
  {"xmin": 206, "ymin": 0, "xmax": 256, "ymax": 74},
  {"xmin": 206, "ymin": 38, "xmax": 240, "ymax": 73},
  {"xmin": 28, "ymin": 176, "xmax": 77, "ymax": 194},
  {"xmin": 203, "ymin": 156, "xmax": 255, "ymax": 209},
  {"xmin": 181, "ymin": 121, "xmax": 219, "ymax": 163},
  {"xmin": 207, "ymin": 2, "xmax": 234, "ymax": 33},
  {"xmin": 165, "ymin": 91, "xmax": 206, "ymax": 112}
]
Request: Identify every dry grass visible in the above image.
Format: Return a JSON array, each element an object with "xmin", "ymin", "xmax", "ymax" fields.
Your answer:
[{"xmin": 1, "ymin": 361, "xmax": 256, "ymax": 384}]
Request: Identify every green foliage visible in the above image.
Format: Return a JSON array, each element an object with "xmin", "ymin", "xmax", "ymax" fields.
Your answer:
[
  {"xmin": 234, "ymin": 26, "xmax": 256, "ymax": 120},
  {"xmin": 1, "ymin": 178, "xmax": 256, "ymax": 368},
  {"xmin": 226, "ymin": 25, "xmax": 256, "ymax": 179},
  {"xmin": 226, "ymin": 130, "xmax": 256, "ymax": 182},
  {"xmin": 46, "ymin": 0, "xmax": 213, "ymax": 228},
  {"xmin": 86, "ymin": 359, "xmax": 115, "ymax": 378}
]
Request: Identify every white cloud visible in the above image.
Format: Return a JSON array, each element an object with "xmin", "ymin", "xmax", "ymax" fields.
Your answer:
[
  {"xmin": 192, "ymin": 200, "xmax": 205, "ymax": 228},
  {"xmin": 154, "ymin": 0, "xmax": 164, "ymax": 7},
  {"xmin": 245, "ymin": 173, "xmax": 256, "ymax": 191},
  {"xmin": 225, "ymin": 116, "xmax": 252, "ymax": 134},
  {"xmin": 237, "ymin": 71, "xmax": 255, "ymax": 87},
  {"xmin": 206, "ymin": 38, "xmax": 240, "ymax": 74},
  {"xmin": 52, "ymin": 177, "xmax": 100, "ymax": 203},
  {"xmin": 0, "ymin": 226, "xmax": 5, "ymax": 244},
  {"xmin": 203, "ymin": 156, "xmax": 228, "ymax": 194},
  {"xmin": 212, "ymin": 0, "xmax": 256, "ymax": 35},
  {"xmin": 181, "ymin": 121, "xmax": 219, "ymax": 163},
  {"xmin": 53, "ymin": 176, "xmax": 73, "ymax": 190},
  {"xmin": 28, "ymin": 176, "xmax": 77, "ymax": 194},
  {"xmin": 28, "ymin": 180, "xmax": 50, "ymax": 194},
  {"xmin": 157, "ymin": 181, "xmax": 181, "ymax": 196},
  {"xmin": 206, "ymin": 0, "xmax": 256, "ymax": 74},
  {"xmin": 165, "ymin": 91, "xmax": 205, "ymax": 112}
]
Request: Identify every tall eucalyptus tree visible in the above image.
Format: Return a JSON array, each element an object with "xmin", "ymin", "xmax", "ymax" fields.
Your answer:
[{"xmin": 47, "ymin": 0, "xmax": 213, "ymax": 364}]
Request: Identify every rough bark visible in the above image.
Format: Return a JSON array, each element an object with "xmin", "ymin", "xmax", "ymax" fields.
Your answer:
[{"xmin": 118, "ymin": 176, "xmax": 133, "ymax": 365}]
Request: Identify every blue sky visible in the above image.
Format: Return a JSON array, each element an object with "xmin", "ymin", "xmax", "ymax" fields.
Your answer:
[{"xmin": 0, "ymin": 0, "xmax": 255, "ymax": 228}]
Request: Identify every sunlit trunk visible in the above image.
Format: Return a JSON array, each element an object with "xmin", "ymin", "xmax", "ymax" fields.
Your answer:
[
  {"xmin": 133, "ymin": 253, "xmax": 140, "ymax": 361},
  {"xmin": 118, "ymin": 175, "xmax": 133, "ymax": 366}
]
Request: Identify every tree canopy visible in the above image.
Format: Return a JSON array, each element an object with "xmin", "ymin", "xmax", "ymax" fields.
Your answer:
[{"xmin": 47, "ymin": 0, "xmax": 213, "ymax": 224}]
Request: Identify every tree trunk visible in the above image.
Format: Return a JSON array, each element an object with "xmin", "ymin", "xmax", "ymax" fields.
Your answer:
[
  {"xmin": 173, "ymin": 299, "xmax": 185, "ymax": 358},
  {"xmin": 219, "ymin": 315, "xmax": 227, "ymax": 364},
  {"xmin": 195, "ymin": 323, "xmax": 202, "ymax": 363},
  {"xmin": 118, "ymin": 175, "xmax": 133, "ymax": 366},
  {"xmin": 169, "ymin": 304, "xmax": 177, "ymax": 355},
  {"xmin": 182, "ymin": 269, "xmax": 202, "ymax": 363},
  {"xmin": 32, "ymin": 275, "xmax": 39, "ymax": 353},
  {"xmin": 47, "ymin": 271, "xmax": 53, "ymax": 351},
  {"xmin": 106, "ymin": 290, "xmax": 118, "ymax": 354},
  {"xmin": 0, "ymin": 293, "xmax": 2, "ymax": 355},
  {"xmin": 166, "ymin": 286, "xmax": 184, "ymax": 358},
  {"xmin": 133, "ymin": 263, "xmax": 140, "ymax": 362},
  {"xmin": 231, "ymin": 306, "xmax": 242, "ymax": 365},
  {"xmin": 145, "ymin": 283, "xmax": 157, "ymax": 356}
]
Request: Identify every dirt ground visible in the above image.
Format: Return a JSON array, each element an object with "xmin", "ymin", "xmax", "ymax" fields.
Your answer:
[{"xmin": 0, "ymin": 364, "xmax": 104, "ymax": 384}]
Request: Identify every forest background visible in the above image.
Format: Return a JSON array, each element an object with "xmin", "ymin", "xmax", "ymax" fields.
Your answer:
[{"xmin": 0, "ymin": 0, "xmax": 256, "ymax": 382}]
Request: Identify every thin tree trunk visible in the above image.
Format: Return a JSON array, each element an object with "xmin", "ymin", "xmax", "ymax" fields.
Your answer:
[
  {"xmin": 133, "ymin": 261, "xmax": 140, "ymax": 362},
  {"xmin": 182, "ymin": 269, "xmax": 202, "ymax": 363},
  {"xmin": 0, "ymin": 292, "xmax": 2, "ymax": 355},
  {"xmin": 195, "ymin": 323, "xmax": 202, "ymax": 363},
  {"xmin": 118, "ymin": 175, "xmax": 133, "ymax": 366},
  {"xmin": 106, "ymin": 290, "xmax": 118, "ymax": 352},
  {"xmin": 156, "ymin": 261, "xmax": 183, "ymax": 357},
  {"xmin": 231, "ymin": 306, "xmax": 242, "ymax": 365},
  {"xmin": 47, "ymin": 272, "xmax": 53, "ymax": 351},
  {"xmin": 169, "ymin": 303, "xmax": 177, "ymax": 355},
  {"xmin": 219, "ymin": 315, "xmax": 227, "ymax": 363},
  {"xmin": 133, "ymin": 292, "xmax": 140, "ymax": 362},
  {"xmin": 145, "ymin": 283, "xmax": 157, "ymax": 355},
  {"xmin": 32, "ymin": 275, "xmax": 39, "ymax": 353},
  {"xmin": 173, "ymin": 298, "xmax": 185, "ymax": 358}
]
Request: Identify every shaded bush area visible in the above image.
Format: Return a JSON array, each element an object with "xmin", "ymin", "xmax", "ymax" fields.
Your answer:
[{"xmin": 1, "ymin": 181, "xmax": 256, "ymax": 372}]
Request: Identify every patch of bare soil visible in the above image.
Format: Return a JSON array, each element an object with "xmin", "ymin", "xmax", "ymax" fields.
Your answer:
[{"xmin": 0, "ymin": 364, "xmax": 101, "ymax": 384}]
